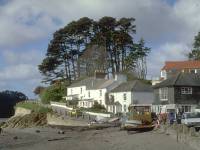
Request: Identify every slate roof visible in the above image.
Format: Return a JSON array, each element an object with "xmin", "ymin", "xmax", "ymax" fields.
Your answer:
[
  {"xmin": 68, "ymin": 77, "xmax": 108, "ymax": 90},
  {"xmin": 98, "ymin": 79, "xmax": 115, "ymax": 89},
  {"xmin": 162, "ymin": 60, "xmax": 200, "ymax": 71},
  {"xmin": 153, "ymin": 73, "xmax": 200, "ymax": 88},
  {"xmin": 110, "ymin": 80, "xmax": 153, "ymax": 93}
]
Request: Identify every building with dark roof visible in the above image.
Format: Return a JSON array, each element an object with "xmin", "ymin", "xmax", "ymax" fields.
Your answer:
[
  {"xmin": 107, "ymin": 80, "xmax": 154, "ymax": 114},
  {"xmin": 65, "ymin": 74, "xmax": 127, "ymax": 109},
  {"xmin": 110, "ymin": 80, "xmax": 153, "ymax": 93},
  {"xmin": 153, "ymin": 73, "xmax": 200, "ymax": 113}
]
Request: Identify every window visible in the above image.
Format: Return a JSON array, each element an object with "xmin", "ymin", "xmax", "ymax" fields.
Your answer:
[
  {"xmin": 181, "ymin": 106, "xmax": 191, "ymax": 112},
  {"xmin": 100, "ymin": 90, "xmax": 102, "ymax": 96},
  {"xmin": 181, "ymin": 87, "xmax": 192, "ymax": 94},
  {"xmin": 159, "ymin": 88, "xmax": 168, "ymax": 101},
  {"xmin": 161, "ymin": 70, "xmax": 166, "ymax": 78},
  {"xmin": 80, "ymin": 88, "xmax": 82, "ymax": 94},
  {"xmin": 88, "ymin": 91, "xmax": 90, "ymax": 97},
  {"xmin": 123, "ymin": 93, "xmax": 127, "ymax": 101},
  {"xmin": 124, "ymin": 105, "xmax": 127, "ymax": 112}
]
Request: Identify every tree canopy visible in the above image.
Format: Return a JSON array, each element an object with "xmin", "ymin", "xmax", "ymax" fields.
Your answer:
[
  {"xmin": 188, "ymin": 32, "xmax": 200, "ymax": 60},
  {"xmin": 33, "ymin": 86, "xmax": 46, "ymax": 95},
  {"xmin": 40, "ymin": 83, "xmax": 65, "ymax": 104},
  {"xmin": 39, "ymin": 16, "xmax": 151, "ymax": 85},
  {"xmin": 0, "ymin": 90, "xmax": 28, "ymax": 118}
]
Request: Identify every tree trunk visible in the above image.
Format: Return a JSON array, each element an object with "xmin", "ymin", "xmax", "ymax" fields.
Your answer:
[{"xmin": 70, "ymin": 44, "xmax": 76, "ymax": 80}]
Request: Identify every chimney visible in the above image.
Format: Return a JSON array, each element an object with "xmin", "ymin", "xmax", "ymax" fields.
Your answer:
[
  {"xmin": 94, "ymin": 70, "xmax": 107, "ymax": 79},
  {"xmin": 115, "ymin": 74, "xmax": 127, "ymax": 83}
]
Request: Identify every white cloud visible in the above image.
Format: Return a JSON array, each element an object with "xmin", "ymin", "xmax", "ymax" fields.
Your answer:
[
  {"xmin": 2, "ymin": 50, "xmax": 43, "ymax": 65},
  {"xmin": 0, "ymin": 50, "xmax": 43, "ymax": 98},
  {"xmin": 0, "ymin": 64, "xmax": 42, "ymax": 98},
  {"xmin": 1, "ymin": 0, "xmax": 200, "ymax": 97},
  {"xmin": 0, "ymin": 64, "xmax": 40, "ymax": 80},
  {"xmin": 0, "ymin": 0, "xmax": 200, "ymax": 48}
]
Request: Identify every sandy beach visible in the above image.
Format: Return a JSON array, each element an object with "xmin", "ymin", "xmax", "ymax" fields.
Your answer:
[{"xmin": 0, "ymin": 127, "xmax": 195, "ymax": 150}]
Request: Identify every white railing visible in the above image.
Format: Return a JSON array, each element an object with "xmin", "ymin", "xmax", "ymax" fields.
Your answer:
[
  {"xmin": 50, "ymin": 101, "xmax": 73, "ymax": 110},
  {"xmin": 85, "ymin": 111, "xmax": 111, "ymax": 118}
]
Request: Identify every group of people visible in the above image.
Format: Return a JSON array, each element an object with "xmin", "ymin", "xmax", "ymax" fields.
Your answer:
[{"xmin": 151, "ymin": 111, "xmax": 183, "ymax": 127}]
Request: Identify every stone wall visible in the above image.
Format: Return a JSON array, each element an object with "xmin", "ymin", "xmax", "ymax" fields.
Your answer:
[
  {"xmin": 14, "ymin": 107, "xmax": 32, "ymax": 116},
  {"xmin": 47, "ymin": 113, "xmax": 88, "ymax": 126}
]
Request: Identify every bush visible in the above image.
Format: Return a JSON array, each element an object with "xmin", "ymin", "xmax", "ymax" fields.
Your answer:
[
  {"xmin": 40, "ymin": 84, "xmax": 65, "ymax": 104},
  {"xmin": 89, "ymin": 101, "xmax": 107, "ymax": 113},
  {"xmin": 66, "ymin": 100, "xmax": 78, "ymax": 107}
]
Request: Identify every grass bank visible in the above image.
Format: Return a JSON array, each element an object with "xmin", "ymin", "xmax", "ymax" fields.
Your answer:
[{"xmin": 16, "ymin": 101, "xmax": 52, "ymax": 113}]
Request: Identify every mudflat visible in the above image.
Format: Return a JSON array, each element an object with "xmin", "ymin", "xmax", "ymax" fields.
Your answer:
[{"xmin": 0, "ymin": 127, "xmax": 195, "ymax": 150}]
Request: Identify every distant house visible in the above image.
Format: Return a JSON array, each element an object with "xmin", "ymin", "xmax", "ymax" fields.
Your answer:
[
  {"xmin": 161, "ymin": 60, "xmax": 200, "ymax": 80},
  {"xmin": 66, "ymin": 77, "xmax": 107, "ymax": 108},
  {"xmin": 153, "ymin": 73, "xmax": 200, "ymax": 113},
  {"xmin": 107, "ymin": 80, "xmax": 154, "ymax": 114},
  {"xmin": 65, "ymin": 72, "xmax": 126, "ymax": 109}
]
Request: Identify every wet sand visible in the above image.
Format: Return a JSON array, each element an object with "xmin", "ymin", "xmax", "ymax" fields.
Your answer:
[{"xmin": 0, "ymin": 127, "xmax": 195, "ymax": 150}]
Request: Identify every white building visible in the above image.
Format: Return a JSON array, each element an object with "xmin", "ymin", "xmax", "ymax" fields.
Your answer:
[
  {"xmin": 107, "ymin": 80, "xmax": 154, "ymax": 114},
  {"xmin": 65, "ymin": 73, "xmax": 126, "ymax": 109},
  {"xmin": 65, "ymin": 73, "xmax": 154, "ymax": 114}
]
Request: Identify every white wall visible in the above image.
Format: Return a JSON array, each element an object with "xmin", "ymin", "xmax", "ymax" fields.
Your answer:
[
  {"xmin": 67, "ymin": 86, "xmax": 108, "ymax": 107},
  {"xmin": 109, "ymin": 92, "xmax": 132, "ymax": 113},
  {"xmin": 107, "ymin": 105, "xmax": 122, "ymax": 114},
  {"xmin": 67, "ymin": 86, "xmax": 87, "ymax": 100},
  {"xmin": 84, "ymin": 89, "xmax": 107, "ymax": 106},
  {"xmin": 160, "ymin": 70, "xmax": 167, "ymax": 79}
]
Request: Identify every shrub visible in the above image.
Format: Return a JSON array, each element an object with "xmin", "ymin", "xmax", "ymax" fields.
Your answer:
[
  {"xmin": 89, "ymin": 101, "xmax": 107, "ymax": 113},
  {"xmin": 40, "ymin": 84, "xmax": 65, "ymax": 104}
]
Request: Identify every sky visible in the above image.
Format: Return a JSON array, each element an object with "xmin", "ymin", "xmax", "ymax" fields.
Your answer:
[{"xmin": 0, "ymin": 0, "xmax": 200, "ymax": 98}]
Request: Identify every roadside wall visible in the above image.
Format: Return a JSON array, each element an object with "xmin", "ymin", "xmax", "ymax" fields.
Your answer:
[
  {"xmin": 47, "ymin": 113, "xmax": 88, "ymax": 126},
  {"xmin": 50, "ymin": 102, "xmax": 73, "ymax": 110},
  {"xmin": 85, "ymin": 111, "xmax": 111, "ymax": 118},
  {"xmin": 14, "ymin": 107, "xmax": 32, "ymax": 116}
]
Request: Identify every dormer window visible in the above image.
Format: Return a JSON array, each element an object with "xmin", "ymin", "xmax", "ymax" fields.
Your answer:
[{"xmin": 181, "ymin": 87, "xmax": 192, "ymax": 94}]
